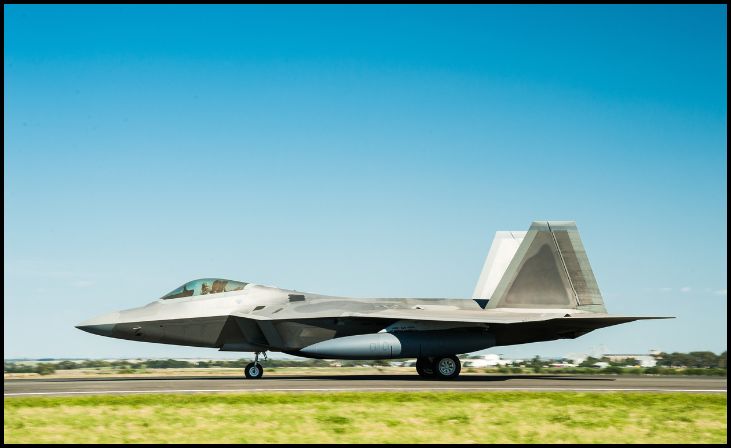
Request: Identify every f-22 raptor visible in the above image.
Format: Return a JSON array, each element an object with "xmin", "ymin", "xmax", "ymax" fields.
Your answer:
[{"xmin": 77, "ymin": 221, "xmax": 670, "ymax": 380}]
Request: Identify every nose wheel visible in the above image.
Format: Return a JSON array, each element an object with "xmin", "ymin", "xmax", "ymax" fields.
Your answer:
[{"xmin": 245, "ymin": 351, "xmax": 266, "ymax": 379}]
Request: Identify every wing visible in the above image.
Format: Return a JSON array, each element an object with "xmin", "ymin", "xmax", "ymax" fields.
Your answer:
[
  {"xmin": 234, "ymin": 306, "xmax": 671, "ymax": 325},
  {"xmin": 229, "ymin": 306, "xmax": 671, "ymax": 349}
]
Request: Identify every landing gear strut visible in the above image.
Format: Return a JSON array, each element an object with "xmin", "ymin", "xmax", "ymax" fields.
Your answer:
[
  {"xmin": 245, "ymin": 351, "xmax": 267, "ymax": 379},
  {"xmin": 416, "ymin": 355, "xmax": 461, "ymax": 380}
]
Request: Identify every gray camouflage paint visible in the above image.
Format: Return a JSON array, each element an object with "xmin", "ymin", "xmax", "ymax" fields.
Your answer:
[{"xmin": 77, "ymin": 221, "xmax": 670, "ymax": 359}]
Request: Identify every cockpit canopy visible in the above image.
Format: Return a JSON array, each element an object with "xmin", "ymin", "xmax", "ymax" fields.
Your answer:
[{"xmin": 160, "ymin": 278, "xmax": 248, "ymax": 300}]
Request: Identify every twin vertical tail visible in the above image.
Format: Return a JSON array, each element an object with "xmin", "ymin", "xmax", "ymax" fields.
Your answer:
[{"xmin": 473, "ymin": 221, "xmax": 607, "ymax": 313}]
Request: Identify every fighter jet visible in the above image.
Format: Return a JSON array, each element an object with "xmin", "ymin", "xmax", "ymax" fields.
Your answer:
[{"xmin": 77, "ymin": 221, "xmax": 670, "ymax": 380}]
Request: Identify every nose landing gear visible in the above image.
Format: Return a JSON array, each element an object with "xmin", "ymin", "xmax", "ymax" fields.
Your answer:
[{"xmin": 245, "ymin": 351, "xmax": 267, "ymax": 379}]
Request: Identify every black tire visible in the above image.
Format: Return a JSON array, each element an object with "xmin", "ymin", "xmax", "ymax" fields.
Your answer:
[
  {"xmin": 416, "ymin": 357, "xmax": 436, "ymax": 378},
  {"xmin": 433, "ymin": 355, "xmax": 461, "ymax": 380},
  {"xmin": 244, "ymin": 362, "xmax": 263, "ymax": 379}
]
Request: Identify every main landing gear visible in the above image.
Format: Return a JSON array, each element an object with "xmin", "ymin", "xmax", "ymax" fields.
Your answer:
[
  {"xmin": 245, "ymin": 351, "xmax": 267, "ymax": 379},
  {"xmin": 416, "ymin": 355, "xmax": 461, "ymax": 380}
]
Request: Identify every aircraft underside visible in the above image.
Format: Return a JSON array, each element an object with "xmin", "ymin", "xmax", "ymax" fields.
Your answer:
[{"xmin": 90, "ymin": 313, "xmax": 612, "ymax": 358}]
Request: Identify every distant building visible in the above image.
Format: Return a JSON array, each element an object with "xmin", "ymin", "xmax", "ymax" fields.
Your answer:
[
  {"xmin": 563, "ymin": 350, "xmax": 661, "ymax": 368},
  {"xmin": 549, "ymin": 362, "xmax": 577, "ymax": 368},
  {"xmin": 464, "ymin": 354, "xmax": 514, "ymax": 367},
  {"xmin": 602, "ymin": 354, "xmax": 657, "ymax": 368},
  {"xmin": 565, "ymin": 353, "xmax": 588, "ymax": 366}
]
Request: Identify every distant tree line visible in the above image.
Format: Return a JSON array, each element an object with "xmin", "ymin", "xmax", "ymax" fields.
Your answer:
[
  {"xmin": 4, "ymin": 362, "xmax": 58, "ymax": 375},
  {"xmin": 656, "ymin": 351, "xmax": 726, "ymax": 369},
  {"xmin": 3, "ymin": 358, "xmax": 394, "ymax": 371},
  {"xmin": 3, "ymin": 358, "xmax": 359, "ymax": 374},
  {"xmin": 4, "ymin": 351, "xmax": 726, "ymax": 376},
  {"xmin": 572, "ymin": 351, "xmax": 726, "ymax": 370}
]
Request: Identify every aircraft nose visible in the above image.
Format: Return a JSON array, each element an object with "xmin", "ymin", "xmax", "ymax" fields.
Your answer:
[
  {"xmin": 76, "ymin": 323, "xmax": 115, "ymax": 337},
  {"xmin": 76, "ymin": 311, "xmax": 121, "ymax": 337}
]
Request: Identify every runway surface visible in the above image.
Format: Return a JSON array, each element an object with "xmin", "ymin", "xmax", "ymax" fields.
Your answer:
[{"xmin": 4, "ymin": 374, "xmax": 726, "ymax": 397}]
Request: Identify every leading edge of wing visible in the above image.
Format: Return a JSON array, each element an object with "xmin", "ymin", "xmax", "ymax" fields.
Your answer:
[
  {"xmin": 232, "ymin": 308, "xmax": 674, "ymax": 324},
  {"xmin": 231, "ymin": 308, "xmax": 541, "ymax": 323},
  {"xmin": 344, "ymin": 310, "xmax": 675, "ymax": 325}
]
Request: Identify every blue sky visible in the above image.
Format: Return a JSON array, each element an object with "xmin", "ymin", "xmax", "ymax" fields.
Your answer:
[{"xmin": 4, "ymin": 5, "xmax": 726, "ymax": 360}]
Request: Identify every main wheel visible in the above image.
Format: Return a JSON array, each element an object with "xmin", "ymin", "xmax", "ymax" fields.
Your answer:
[
  {"xmin": 244, "ymin": 362, "xmax": 264, "ymax": 379},
  {"xmin": 433, "ymin": 355, "xmax": 461, "ymax": 380},
  {"xmin": 416, "ymin": 357, "xmax": 436, "ymax": 378}
]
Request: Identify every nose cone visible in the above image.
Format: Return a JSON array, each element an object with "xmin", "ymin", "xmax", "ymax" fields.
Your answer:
[
  {"xmin": 76, "ymin": 311, "xmax": 121, "ymax": 338},
  {"xmin": 76, "ymin": 323, "xmax": 116, "ymax": 337}
]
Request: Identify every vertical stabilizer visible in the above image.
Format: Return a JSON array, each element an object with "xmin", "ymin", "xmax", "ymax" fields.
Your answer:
[
  {"xmin": 485, "ymin": 221, "xmax": 606, "ymax": 312},
  {"xmin": 473, "ymin": 231, "xmax": 526, "ymax": 301}
]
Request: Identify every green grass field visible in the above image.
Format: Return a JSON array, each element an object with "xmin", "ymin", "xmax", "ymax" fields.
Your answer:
[{"xmin": 4, "ymin": 392, "xmax": 727, "ymax": 444}]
